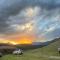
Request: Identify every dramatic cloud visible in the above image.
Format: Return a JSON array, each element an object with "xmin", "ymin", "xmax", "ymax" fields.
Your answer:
[{"xmin": 0, "ymin": 0, "xmax": 60, "ymax": 42}]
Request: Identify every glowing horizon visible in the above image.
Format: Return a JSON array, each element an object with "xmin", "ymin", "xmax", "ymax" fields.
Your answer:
[
  {"xmin": 0, "ymin": 33, "xmax": 46, "ymax": 45},
  {"xmin": 0, "ymin": 34, "xmax": 34, "ymax": 44}
]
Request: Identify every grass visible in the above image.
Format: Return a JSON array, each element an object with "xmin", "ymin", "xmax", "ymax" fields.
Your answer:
[{"xmin": 0, "ymin": 39, "xmax": 60, "ymax": 60}]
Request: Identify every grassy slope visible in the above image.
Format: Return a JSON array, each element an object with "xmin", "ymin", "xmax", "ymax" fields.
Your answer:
[{"xmin": 0, "ymin": 39, "xmax": 60, "ymax": 60}]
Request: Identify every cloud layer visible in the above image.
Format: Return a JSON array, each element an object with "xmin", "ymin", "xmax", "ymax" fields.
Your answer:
[{"xmin": 0, "ymin": 0, "xmax": 60, "ymax": 41}]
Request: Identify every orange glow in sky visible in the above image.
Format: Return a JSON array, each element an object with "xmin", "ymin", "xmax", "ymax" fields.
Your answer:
[
  {"xmin": 14, "ymin": 35, "xmax": 34, "ymax": 44},
  {"xmin": 0, "ymin": 33, "xmax": 45, "ymax": 45},
  {"xmin": 18, "ymin": 38, "xmax": 33, "ymax": 44},
  {"xmin": 0, "ymin": 34, "xmax": 35, "ymax": 45}
]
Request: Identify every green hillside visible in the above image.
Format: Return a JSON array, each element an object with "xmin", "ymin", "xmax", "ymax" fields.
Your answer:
[{"xmin": 0, "ymin": 38, "xmax": 60, "ymax": 60}]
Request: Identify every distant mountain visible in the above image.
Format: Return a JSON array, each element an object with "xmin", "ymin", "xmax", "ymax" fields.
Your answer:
[
  {"xmin": 0, "ymin": 43, "xmax": 14, "ymax": 46},
  {"xmin": 32, "ymin": 38, "xmax": 60, "ymax": 46},
  {"xmin": 15, "ymin": 38, "xmax": 60, "ymax": 50}
]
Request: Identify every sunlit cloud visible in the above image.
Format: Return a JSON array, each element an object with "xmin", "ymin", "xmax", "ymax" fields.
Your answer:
[
  {"xmin": 23, "ymin": 6, "xmax": 41, "ymax": 17},
  {"xmin": 45, "ymin": 27, "xmax": 56, "ymax": 32},
  {"xmin": 9, "ymin": 21, "xmax": 34, "ymax": 33}
]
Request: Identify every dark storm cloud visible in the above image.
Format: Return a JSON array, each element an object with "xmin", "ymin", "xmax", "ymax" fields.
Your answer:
[{"xmin": 0, "ymin": 0, "xmax": 60, "ymax": 33}]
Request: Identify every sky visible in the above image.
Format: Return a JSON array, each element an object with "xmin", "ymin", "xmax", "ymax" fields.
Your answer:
[{"xmin": 0, "ymin": 0, "xmax": 60, "ymax": 44}]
